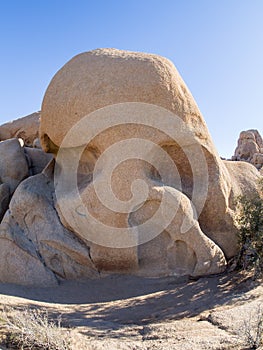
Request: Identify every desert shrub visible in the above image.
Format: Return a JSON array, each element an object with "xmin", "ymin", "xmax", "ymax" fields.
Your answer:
[
  {"xmin": 234, "ymin": 178, "xmax": 263, "ymax": 278},
  {"xmin": 241, "ymin": 305, "xmax": 263, "ymax": 349},
  {"xmin": 0, "ymin": 306, "xmax": 71, "ymax": 350}
]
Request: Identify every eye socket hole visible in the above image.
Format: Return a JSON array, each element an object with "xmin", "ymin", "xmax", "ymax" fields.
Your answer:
[
  {"xmin": 77, "ymin": 145, "xmax": 100, "ymax": 188},
  {"xmin": 148, "ymin": 165, "xmax": 161, "ymax": 182},
  {"xmin": 41, "ymin": 133, "xmax": 59, "ymax": 154},
  {"xmin": 145, "ymin": 143, "xmax": 194, "ymax": 199}
]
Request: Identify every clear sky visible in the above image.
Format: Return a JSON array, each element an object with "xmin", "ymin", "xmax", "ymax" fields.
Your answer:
[{"xmin": 0, "ymin": 0, "xmax": 262, "ymax": 158}]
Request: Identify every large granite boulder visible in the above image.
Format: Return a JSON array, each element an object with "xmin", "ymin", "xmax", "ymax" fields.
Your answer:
[
  {"xmin": 0, "ymin": 48, "xmax": 261, "ymax": 285},
  {"xmin": 0, "ymin": 163, "xmax": 98, "ymax": 286}
]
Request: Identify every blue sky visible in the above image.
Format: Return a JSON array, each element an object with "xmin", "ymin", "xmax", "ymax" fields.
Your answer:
[{"xmin": 0, "ymin": 0, "xmax": 262, "ymax": 157}]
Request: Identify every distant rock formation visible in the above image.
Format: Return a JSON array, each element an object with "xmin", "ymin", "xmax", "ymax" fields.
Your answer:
[
  {"xmin": 0, "ymin": 112, "xmax": 40, "ymax": 147},
  {"xmin": 232, "ymin": 129, "xmax": 263, "ymax": 170}
]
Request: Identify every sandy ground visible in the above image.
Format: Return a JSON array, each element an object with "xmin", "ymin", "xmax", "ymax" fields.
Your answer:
[{"xmin": 0, "ymin": 272, "xmax": 262, "ymax": 349}]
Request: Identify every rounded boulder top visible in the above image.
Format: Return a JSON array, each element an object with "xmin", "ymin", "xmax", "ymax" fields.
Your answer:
[{"xmin": 40, "ymin": 48, "xmax": 211, "ymax": 152}]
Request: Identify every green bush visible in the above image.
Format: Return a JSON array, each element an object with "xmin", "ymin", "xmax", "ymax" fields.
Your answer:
[{"xmin": 234, "ymin": 178, "xmax": 263, "ymax": 277}]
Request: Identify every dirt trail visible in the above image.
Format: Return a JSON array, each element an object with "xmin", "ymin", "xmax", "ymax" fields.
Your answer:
[{"xmin": 0, "ymin": 272, "xmax": 262, "ymax": 349}]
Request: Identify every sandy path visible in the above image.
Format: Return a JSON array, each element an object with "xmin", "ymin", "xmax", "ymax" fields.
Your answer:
[{"xmin": 0, "ymin": 272, "xmax": 262, "ymax": 349}]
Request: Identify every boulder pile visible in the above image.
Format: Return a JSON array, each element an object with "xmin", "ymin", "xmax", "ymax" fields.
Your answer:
[
  {"xmin": 0, "ymin": 110, "xmax": 52, "ymax": 209},
  {"xmin": 0, "ymin": 112, "xmax": 40, "ymax": 147}
]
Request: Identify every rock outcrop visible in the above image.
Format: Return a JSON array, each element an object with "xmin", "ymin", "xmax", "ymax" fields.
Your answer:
[
  {"xmin": 0, "ymin": 112, "xmax": 40, "ymax": 147},
  {"xmin": 232, "ymin": 129, "xmax": 263, "ymax": 170},
  {"xmin": 0, "ymin": 135, "xmax": 53, "ymax": 223},
  {"xmin": 0, "ymin": 49, "xmax": 261, "ymax": 285},
  {"xmin": 0, "ymin": 165, "xmax": 98, "ymax": 286}
]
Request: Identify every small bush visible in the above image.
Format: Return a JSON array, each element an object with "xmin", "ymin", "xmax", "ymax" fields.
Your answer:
[
  {"xmin": 234, "ymin": 178, "xmax": 263, "ymax": 278},
  {"xmin": 0, "ymin": 306, "xmax": 71, "ymax": 350},
  {"xmin": 242, "ymin": 305, "xmax": 263, "ymax": 349}
]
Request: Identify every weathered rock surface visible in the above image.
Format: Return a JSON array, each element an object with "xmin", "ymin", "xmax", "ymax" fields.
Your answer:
[
  {"xmin": 0, "ymin": 183, "xmax": 10, "ymax": 222},
  {"xmin": 40, "ymin": 49, "xmax": 213, "ymax": 150},
  {"xmin": 232, "ymin": 129, "xmax": 263, "ymax": 169},
  {"xmin": 0, "ymin": 48, "xmax": 261, "ymax": 285},
  {"xmin": 32, "ymin": 137, "xmax": 41, "ymax": 149},
  {"xmin": 24, "ymin": 147, "xmax": 53, "ymax": 175},
  {"xmin": 0, "ymin": 138, "xmax": 29, "ymax": 194},
  {"xmin": 40, "ymin": 48, "xmax": 233, "ymax": 276},
  {"xmin": 0, "ymin": 137, "xmax": 53, "ymax": 224},
  {"xmin": 0, "ymin": 112, "xmax": 40, "ymax": 147},
  {"xmin": 252, "ymin": 152, "xmax": 263, "ymax": 170},
  {"xmin": 0, "ymin": 166, "xmax": 98, "ymax": 285}
]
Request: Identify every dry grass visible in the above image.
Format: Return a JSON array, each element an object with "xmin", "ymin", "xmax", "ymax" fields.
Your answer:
[
  {"xmin": 0, "ymin": 306, "xmax": 71, "ymax": 349},
  {"xmin": 241, "ymin": 305, "xmax": 263, "ymax": 349}
]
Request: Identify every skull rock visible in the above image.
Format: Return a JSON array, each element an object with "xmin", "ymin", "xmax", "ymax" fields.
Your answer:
[
  {"xmin": 40, "ymin": 48, "xmax": 253, "ymax": 276},
  {"xmin": 0, "ymin": 48, "xmax": 261, "ymax": 285}
]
